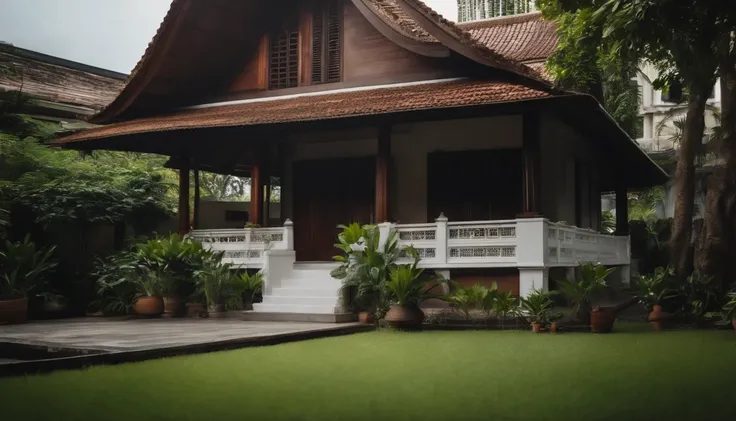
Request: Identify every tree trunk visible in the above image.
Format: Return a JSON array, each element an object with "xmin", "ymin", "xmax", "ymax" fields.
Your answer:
[
  {"xmin": 671, "ymin": 83, "xmax": 710, "ymax": 279},
  {"xmin": 697, "ymin": 32, "xmax": 736, "ymax": 286}
]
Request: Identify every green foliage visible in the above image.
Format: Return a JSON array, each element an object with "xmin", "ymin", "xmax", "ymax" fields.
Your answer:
[
  {"xmin": 628, "ymin": 187, "xmax": 665, "ymax": 223},
  {"xmin": 331, "ymin": 223, "xmax": 402, "ymax": 313},
  {"xmin": 493, "ymin": 291, "xmax": 520, "ymax": 328},
  {"xmin": 132, "ymin": 234, "xmax": 212, "ymax": 296},
  {"xmin": 229, "ymin": 271, "xmax": 264, "ymax": 310},
  {"xmin": 678, "ymin": 270, "xmax": 724, "ymax": 321},
  {"xmin": 0, "ymin": 235, "xmax": 57, "ymax": 300},
  {"xmin": 520, "ymin": 288, "xmax": 557, "ymax": 324},
  {"xmin": 709, "ymin": 291, "xmax": 736, "ymax": 323},
  {"xmin": 91, "ymin": 252, "xmax": 140, "ymax": 315},
  {"xmin": 601, "ymin": 210, "xmax": 615, "ymax": 234},
  {"xmin": 628, "ymin": 266, "xmax": 677, "ymax": 311},
  {"xmin": 444, "ymin": 281, "xmax": 499, "ymax": 321},
  {"xmin": 194, "ymin": 254, "xmax": 238, "ymax": 308},
  {"xmin": 557, "ymin": 263, "xmax": 612, "ymax": 315},
  {"xmin": 198, "ymin": 172, "xmax": 250, "ymax": 201}
]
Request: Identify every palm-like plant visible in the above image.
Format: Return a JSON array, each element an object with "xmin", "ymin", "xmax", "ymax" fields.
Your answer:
[
  {"xmin": 229, "ymin": 271, "xmax": 264, "ymax": 310},
  {"xmin": 493, "ymin": 291, "xmax": 519, "ymax": 328},
  {"xmin": 332, "ymin": 223, "xmax": 402, "ymax": 314},
  {"xmin": 558, "ymin": 263, "xmax": 613, "ymax": 321},
  {"xmin": 445, "ymin": 282, "xmax": 496, "ymax": 322},
  {"xmin": 384, "ymin": 252, "xmax": 439, "ymax": 307},
  {"xmin": 520, "ymin": 288, "xmax": 557, "ymax": 325},
  {"xmin": 628, "ymin": 266, "xmax": 676, "ymax": 311},
  {"xmin": 0, "ymin": 235, "xmax": 57, "ymax": 300},
  {"xmin": 194, "ymin": 254, "xmax": 237, "ymax": 309}
]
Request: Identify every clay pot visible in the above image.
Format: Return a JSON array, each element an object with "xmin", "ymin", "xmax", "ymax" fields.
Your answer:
[
  {"xmin": 186, "ymin": 303, "xmax": 206, "ymax": 318},
  {"xmin": 0, "ymin": 298, "xmax": 28, "ymax": 324},
  {"xmin": 162, "ymin": 296, "xmax": 181, "ymax": 317},
  {"xmin": 134, "ymin": 296, "xmax": 164, "ymax": 316},
  {"xmin": 531, "ymin": 322, "xmax": 542, "ymax": 333},
  {"xmin": 208, "ymin": 304, "xmax": 226, "ymax": 318},
  {"xmin": 550, "ymin": 322, "xmax": 559, "ymax": 333},
  {"xmin": 590, "ymin": 306, "xmax": 615, "ymax": 333},
  {"xmin": 385, "ymin": 304, "xmax": 425, "ymax": 330},
  {"xmin": 358, "ymin": 311, "xmax": 375, "ymax": 324},
  {"xmin": 648, "ymin": 304, "xmax": 671, "ymax": 330}
]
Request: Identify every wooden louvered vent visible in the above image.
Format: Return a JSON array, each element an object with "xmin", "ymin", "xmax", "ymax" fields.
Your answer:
[
  {"xmin": 311, "ymin": 1, "xmax": 342, "ymax": 85},
  {"xmin": 269, "ymin": 26, "xmax": 299, "ymax": 90}
]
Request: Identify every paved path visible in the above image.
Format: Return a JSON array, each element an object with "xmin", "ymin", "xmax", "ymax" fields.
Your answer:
[{"xmin": 0, "ymin": 318, "xmax": 360, "ymax": 353}]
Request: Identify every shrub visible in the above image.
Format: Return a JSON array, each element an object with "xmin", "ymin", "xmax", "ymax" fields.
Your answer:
[{"xmin": 0, "ymin": 235, "xmax": 57, "ymax": 301}]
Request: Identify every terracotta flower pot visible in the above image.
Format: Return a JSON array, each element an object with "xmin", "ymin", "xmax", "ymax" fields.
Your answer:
[
  {"xmin": 648, "ymin": 304, "xmax": 671, "ymax": 330},
  {"xmin": 358, "ymin": 311, "xmax": 375, "ymax": 324},
  {"xmin": 162, "ymin": 296, "xmax": 181, "ymax": 317},
  {"xmin": 208, "ymin": 304, "xmax": 226, "ymax": 318},
  {"xmin": 550, "ymin": 322, "xmax": 559, "ymax": 333},
  {"xmin": 186, "ymin": 303, "xmax": 206, "ymax": 318},
  {"xmin": 590, "ymin": 306, "xmax": 615, "ymax": 333},
  {"xmin": 531, "ymin": 322, "xmax": 542, "ymax": 333},
  {"xmin": 134, "ymin": 296, "xmax": 164, "ymax": 316},
  {"xmin": 0, "ymin": 298, "xmax": 28, "ymax": 324},
  {"xmin": 385, "ymin": 304, "xmax": 425, "ymax": 330}
]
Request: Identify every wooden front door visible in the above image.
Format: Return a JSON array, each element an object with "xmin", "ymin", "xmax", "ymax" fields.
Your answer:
[
  {"xmin": 427, "ymin": 150, "xmax": 523, "ymax": 222},
  {"xmin": 293, "ymin": 157, "xmax": 375, "ymax": 261}
]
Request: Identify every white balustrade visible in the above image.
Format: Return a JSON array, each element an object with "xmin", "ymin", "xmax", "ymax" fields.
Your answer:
[
  {"xmin": 190, "ymin": 220, "xmax": 295, "ymax": 268},
  {"xmin": 546, "ymin": 222, "xmax": 629, "ymax": 266}
]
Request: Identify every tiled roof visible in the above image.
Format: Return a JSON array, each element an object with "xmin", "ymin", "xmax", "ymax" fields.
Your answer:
[
  {"xmin": 364, "ymin": 0, "xmax": 438, "ymax": 43},
  {"xmin": 395, "ymin": 0, "xmax": 548, "ymax": 83},
  {"xmin": 56, "ymin": 78, "xmax": 553, "ymax": 144},
  {"xmin": 459, "ymin": 12, "xmax": 558, "ymax": 63},
  {"xmin": 0, "ymin": 47, "xmax": 125, "ymax": 111}
]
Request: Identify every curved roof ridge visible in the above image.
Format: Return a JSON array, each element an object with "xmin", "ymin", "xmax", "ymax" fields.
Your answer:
[
  {"xmin": 457, "ymin": 11, "xmax": 543, "ymax": 29},
  {"xmin": 91, "ymin": 0, "xmax": 191, "ymax": 123},
  {"xmin": 362, "ymin": 0, "xmax": 438, "ymax": 43},
  {"xmin": 393, "ymin": 0, "xmax": 552, "ymax": 86}
]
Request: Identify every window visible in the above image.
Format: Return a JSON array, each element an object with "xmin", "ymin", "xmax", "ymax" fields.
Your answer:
[
  {"xmin": 635, "ymin": 117, "xmax": 644, "ymax": 139},
  {"xmin": 311, "ymin": 1, "xmax": 342, "ymax": 84},
  {"xmin": 269, "ymin": 21, "xmax": 299, "ymax": 90}
]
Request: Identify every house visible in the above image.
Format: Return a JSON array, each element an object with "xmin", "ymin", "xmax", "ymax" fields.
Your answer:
[
  {"xmin": 54, "ymin": 0, "xmax": 666, "ymax": 321},
  {"xmin": 0, "ymin": 44, "xmax": 126, "ymax": 130}
]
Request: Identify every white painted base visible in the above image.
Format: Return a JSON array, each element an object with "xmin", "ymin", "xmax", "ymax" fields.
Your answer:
[{"xmin": 519, "ymin": 268, "xmax": 549, "ymax": 297}]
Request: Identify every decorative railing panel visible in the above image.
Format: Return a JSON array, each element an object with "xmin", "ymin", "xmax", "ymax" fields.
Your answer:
[
  {"xmin": 190, "ymin": 222, "xmax": 293, "ymax": 267},
  {"xmin": 546, "ymin": 222, "xmax": 629, "ymax": 266}
]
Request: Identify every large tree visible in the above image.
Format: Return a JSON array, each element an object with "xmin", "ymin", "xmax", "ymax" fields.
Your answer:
[{"xmin": 540, "ymin": 0, "xmax": 721, "ymax": 279}]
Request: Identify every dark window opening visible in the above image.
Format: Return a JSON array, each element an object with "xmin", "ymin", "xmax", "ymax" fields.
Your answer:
[
  {"xmin": 311, "ymin": 1, "xmax": 342, "ymax": 85},
  {"xmin": 269, "ymin": 21, "xmax": 299, "ymax": 90}
]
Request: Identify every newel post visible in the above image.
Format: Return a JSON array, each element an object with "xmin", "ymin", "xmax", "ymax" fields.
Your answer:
[
  {"xmin": 435, "ymin": 213, "xmax": 448, "ymax": 265},
  {"xmin": 377, "ymin": 222, "xmax": 393, "ymax": 251},
  {"xmin": 283, "ymin": 219, "xmax": 294, "ymax": 251},
  {"xmin": 516, "ymin": 218, "xmax": 549, "ymax": 296}
]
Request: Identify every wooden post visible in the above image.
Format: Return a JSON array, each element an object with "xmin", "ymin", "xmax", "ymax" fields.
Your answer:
[
  {"xmin": 264, "ymin": 176, "xmax": 272, "ymax": 227},
  {"xmin": 178, "ymin": 159, "xmax": 191, "ymax": 236},
  {"xmin": 521, "ymin": 112, "xmax": 541, "ymax": 216},
  {"xmin": 193, "ymin": 168, "xmax": 201, "ymax": 230},
  {"xmin": 250, "ymin": 162, "xmax": 264, "ymax": 226},
  {"xmin": 376, "ymin": 125, "xmax": 391, "ymax": 223},
  {"xmin": 615, "ymin": 185, "xmax": 629, "ymax": 235}
]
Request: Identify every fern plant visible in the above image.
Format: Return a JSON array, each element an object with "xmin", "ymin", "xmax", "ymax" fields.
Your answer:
[
  {"xmin": 0, "ymin": 235, "xmax": 57, "ymax": 300},
  {"xmin": 558, "ymin": 263, "xmax": 613, "ymax": 321}
]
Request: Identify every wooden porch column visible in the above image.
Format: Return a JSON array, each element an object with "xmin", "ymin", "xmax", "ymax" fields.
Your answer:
[
  {"xmin": 376, "ymin": 125, "xmax": 391, "ymax": 223},
  {"xmin": 178, "ymin": 159, "xmax": 190, "ymax": 236},
  {"xmin": 193, "ymin": 168, "xmax": 201, "ymax": 230},
  {"xmin": 615, "ymin": 185, "xmax": 629, "ymax": 235},
  {"xmin": 250, "ymin": 162, "xmax": 264, "ymax": 226},
  {"xmin": 264, "ymin": 174, "xmax": 272, "ymax": 227},
  {"xmin": 521, "ymin": 112, "xmax": 541, "ymax": 216}
]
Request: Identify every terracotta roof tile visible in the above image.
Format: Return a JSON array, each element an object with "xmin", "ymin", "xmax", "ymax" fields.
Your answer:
[
  {"xmin": 458, "ymin": 12, "xmax": 558, "ymax": 63},
  {"xmin": 395, "ymin": 0, "xmax": 549, "ymax": 83},
  {"xmin": 56, "ymin": 79, "xmax": 553, "ymax": 144},
  {"xmin": 364, "ymin": 0, "xmax": 438, "ymax": 43},
  {"xmin": 0, "ymin": 49, "xmax": 125, "ymax": 110}
]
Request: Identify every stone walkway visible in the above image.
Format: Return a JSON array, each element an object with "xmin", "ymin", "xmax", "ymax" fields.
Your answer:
[{"xmin": 0, "ymin": 318, "xmax": 361, "ymax": 353}]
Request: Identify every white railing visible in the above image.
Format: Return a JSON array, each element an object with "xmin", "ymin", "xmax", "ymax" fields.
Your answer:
[
  {"xmin": 391, "ymin": 216, "xmax": 629, "ymax": 269},
  {"xmin": 546, "ymin": 222, "xmax": 629, "ymax": 266},
  {"xmin": 190, "ymin": 220, "xmax": 294, "ymax": 268}
]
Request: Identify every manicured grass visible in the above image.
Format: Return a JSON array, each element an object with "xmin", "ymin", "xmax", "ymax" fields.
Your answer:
[{"xmin": 1, "ymin": 324, "xmax": 735, "ymax": 421}]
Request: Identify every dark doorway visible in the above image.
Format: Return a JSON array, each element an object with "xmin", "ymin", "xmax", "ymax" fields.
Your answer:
[
  {"xmin": 427, "ymin": 149, "xmax": 523, "ymax": 222},
  {"xmin": 293, "ymin": 157, "xmax": 375, "ymax": 261}
]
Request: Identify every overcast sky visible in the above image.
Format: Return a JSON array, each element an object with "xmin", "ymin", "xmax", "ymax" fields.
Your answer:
[{"xmin": 0, "ymin": 0, "xmax": 458, "ymax": 74}]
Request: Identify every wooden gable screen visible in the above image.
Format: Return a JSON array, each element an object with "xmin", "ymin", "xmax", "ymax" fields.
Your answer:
[
  {"xmin": 311, "ymin": 1, "xmax": 342, "ymax": 84},
  {"xmin": 269, "ymin": 20, "xmax": 300, "ymax": 90}
]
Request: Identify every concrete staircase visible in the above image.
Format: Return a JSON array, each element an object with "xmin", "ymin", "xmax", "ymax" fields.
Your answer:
[{"xmin": 247, "ymin": 263, "xmax": 356, "ymax": 323}]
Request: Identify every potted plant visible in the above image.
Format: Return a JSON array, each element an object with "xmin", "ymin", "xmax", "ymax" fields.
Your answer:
[
  {"xmin": 332, "ymin": 223, "xmax": 400, "ymax": 324},
  {"xmin": 706, "ymin": 291, "xmax": 736, "ymax": 331},
  {"xmin": 493, "ymin": 291, "xmax": 520, "ymax": 329},
  {"xmin": 0, "ymin": 236, "xmax": 57, "ymax": 324},
  {"xmin": 590, "ymin": 306, "xmax": 616, "ymax": 333},
  {"xmin": 383, "ymin": 249, "xmax": 440, "ymax": 330},
  {"xmin": 231, "ymin": 270, "xmax": 264, "ymax": 311},
  {"xmin": 547, "ymin": 312, "xmax": 564, "ymax": 333},
  {"xmin": 92, "ymin": 252, "xmax": 139, "ymax": 316},
  {"xmin": 520, "ymin": 288, "xmax": 555, "ymax": 333},
  {"xmin": 195, "ymin": 254, "xmax": 236, "ymax": 318},
  {"xmin": 132, "ymin": 268, "xmax": 164, "ymax": 316},
  {"xmin": 445, "ymin": 283, "xmax": 488, "ymax": 324},
  {"xmin": 557, "ymin": 263, "xmax": 613, "ymax": 325},
  {"xmin": 629, "ymin": 266, "xmax": 677, "ymax": 330}
]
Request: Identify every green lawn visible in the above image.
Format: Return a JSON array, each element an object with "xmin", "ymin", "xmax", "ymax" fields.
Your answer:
[{"xmin": 2, "ymin": 324, "xmax": 735, "ymax": 421}]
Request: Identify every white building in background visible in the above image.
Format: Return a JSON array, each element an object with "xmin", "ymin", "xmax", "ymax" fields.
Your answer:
[{"xmin": 457, "ymin": 0, "xmax": 536, "ymax": 22}]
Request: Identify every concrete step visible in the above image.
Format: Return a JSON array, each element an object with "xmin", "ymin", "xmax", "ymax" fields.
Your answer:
[
  {"xmin": 271, "ymin": 287, "xmax": 339, "ymax": 297},
  {"xmin": 261, "ymin": 295, "xmax": 340, "ymax": 306},
  {"xmin": 241, "ymin": 311, "xmax": 357, "ymax": 323},
  {"xmin": 290, "ymin": 264, "xmax": 340, "ymax": 279},
  {"xmin": 253, "ymin": 303, "xmax": 343, "ymax": 314},
  {"xmin": 281, "ymin": 277, "xmax": 341, "ymax": 289}
]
